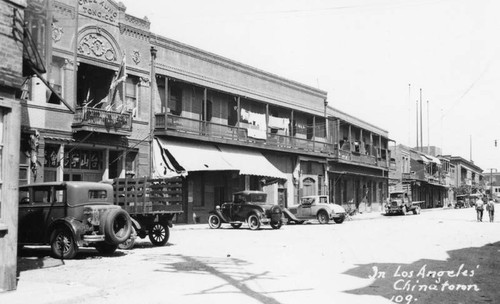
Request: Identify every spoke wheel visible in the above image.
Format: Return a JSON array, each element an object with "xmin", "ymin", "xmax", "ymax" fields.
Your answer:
[
  {"xmin": 247, "ymin": 214, "xmax": 261, "ymax": 230},
  {"xmin": 118, "ymin": 227, "xmax": 137, "ymax": 250},
  {"xmin": 148, "ymin": 223, "xmax": 169, "ymax": 246},
  {"xmin": 317, "ymin": 211, "xmax": 329, "ymax": 224},
  {"xmin": 50, "ymin": 227, "xmax": 78, "ymax": 259}
]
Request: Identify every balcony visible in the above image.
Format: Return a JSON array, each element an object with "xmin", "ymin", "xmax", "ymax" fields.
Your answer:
[
  {"xmin": 72, "ymin": 107, "xmax": 133, "ymax": 135},
  {"xmin": 155, "ymin": 114, "xmax": 333, "ymax": 155}
]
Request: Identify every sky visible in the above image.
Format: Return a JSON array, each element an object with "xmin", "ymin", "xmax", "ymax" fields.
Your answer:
[{"xmin": 121, "ymin": 0, "xmax": 500, "ymax": 171}]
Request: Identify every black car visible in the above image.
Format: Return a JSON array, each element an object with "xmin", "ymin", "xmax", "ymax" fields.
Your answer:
[{"xmin": 208, "ymin": 190, "xmax": 283, "ymax": 230}]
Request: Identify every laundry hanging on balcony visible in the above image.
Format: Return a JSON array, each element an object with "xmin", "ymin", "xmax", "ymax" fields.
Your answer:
[
  {"xmin": 268, "ymin": 116, "xmax": 289, "ymax": 133},
  {"xmin": 241, "ymin": 110, "xmax": 267, "ymax": 139}
]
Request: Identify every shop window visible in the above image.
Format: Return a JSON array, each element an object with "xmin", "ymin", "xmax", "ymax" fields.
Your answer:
[{"xmin": 125, "ymin": 76, "xmax": 139, "ymax": 117}]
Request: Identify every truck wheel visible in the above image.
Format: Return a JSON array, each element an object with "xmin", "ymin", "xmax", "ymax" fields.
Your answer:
[
  {"xmin": 413, "ymin": 206, "xmax": 421, "ymax": 215},
  {"xmin": 103, "ymin": 209, "xmax": 132, "ymax": 244},
  {"xmin": 95, "ymin": 242, "xmax": 118, "ymax": 255},
  {"xmin": 50, "ymin": 227, "xmax": 78, "ymax": 259},
  {"xmin": 317, "ymin": 210, "xmax": 329, "ymax": 224},
  {"xmin": 208, "ymin": 214, "xmax": 222, "ymax": 229},
  {"xmin": 401, "ymin": 207, "xmax": 407, "ymax": 215},
  {"xmin": 149, "ymin": 223, "xmax": 169, "ymax": 246},
  {"xmin": 118, "ymin": 227, "xmax": 137, "ymax": 250},
  {"xmin": 247, "ymin": 214, "xmax": 261, "ymax": 230},
  {"xmin": 270, "ymin": 220, "xmax": 282, "ymax": 229}
]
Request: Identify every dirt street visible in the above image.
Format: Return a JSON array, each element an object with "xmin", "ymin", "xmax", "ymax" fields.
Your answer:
[{"xmin": 2, "ymin": 207, "xmax": 499, "ymax": 304}]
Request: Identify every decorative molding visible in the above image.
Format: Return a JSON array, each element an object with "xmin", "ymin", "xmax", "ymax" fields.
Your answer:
[
  {"xmin": 54, "ymin": 1, "xmax": 75, "ymax": 19},
  {"xmin": 52, "ymin": 24, "xmax": 64, "ymax": 42},
  {"xmin": 119, "ymin": 23, "xmax": 150, "ymax": 41},
  {"xmin": 77, "ymin": 33, "xmax": 117, "ymax": 62},
  {"xmin": 131, "ymin": 50, "xmax": 141, "ymax": 65},
  {"xmin": 124, "ymin": 14, "xmax": 150, "ymax": 29}
]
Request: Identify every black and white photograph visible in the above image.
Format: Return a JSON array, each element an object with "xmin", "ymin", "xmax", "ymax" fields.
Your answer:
[{"xmin": 0, "ymin": 0, "xmax": 499, "ymax": 303}]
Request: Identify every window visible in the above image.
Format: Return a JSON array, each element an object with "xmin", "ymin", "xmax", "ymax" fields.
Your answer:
[
  {"xmin": 89, "ymin": 190, "xmax": 107, "ymax": 199},
  {"xmin": 169, "ymin": 83, "xmax": 182, "ymax": 115},
  {"xmin": 47, "ymin": 57, "xmax": 64, "ymax": 104},
  {"xmin": 125, "ymin": 76, "xmax": 139, "ymax": 117}
]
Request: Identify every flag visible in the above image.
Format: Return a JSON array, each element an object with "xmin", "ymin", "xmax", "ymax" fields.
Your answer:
[{"xmin": 108, "ymin": 55, "xmax": 127, "ymax": 110}]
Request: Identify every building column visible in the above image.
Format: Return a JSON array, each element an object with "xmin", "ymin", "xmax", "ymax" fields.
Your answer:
[
  {"xmin": 63, "ymin": 59, "xmax": 76, "ymax": 108},
  {"xmin": 102, "ymin": 148, "xmax": 110, "ymax": 181}
]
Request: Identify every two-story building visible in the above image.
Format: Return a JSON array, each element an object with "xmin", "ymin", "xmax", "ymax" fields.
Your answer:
[
  {"xmin": 390, "ymin": 144, "xmax": 448, "ymax": 208},
  {"xmin": 19, "ymin": 0, "xmax": 392, "ymax": 224},
  {"xmin": 442, "ymin": 155, "xmax": 484, "ymax": 201}
]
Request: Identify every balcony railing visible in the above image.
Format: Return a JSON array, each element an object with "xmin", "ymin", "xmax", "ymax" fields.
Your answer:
[
  {"xmin": 73, "ymin": 107, "xmax": 133, "ymax": 135},
  {"xmin": 155, "ymin": 114, "xmax": 334, "ymax": 154}
]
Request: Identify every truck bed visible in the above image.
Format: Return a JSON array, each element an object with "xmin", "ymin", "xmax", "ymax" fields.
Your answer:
[{"xmin": 113, "ymin": 177, "xmax": 184, "ymax": 215}]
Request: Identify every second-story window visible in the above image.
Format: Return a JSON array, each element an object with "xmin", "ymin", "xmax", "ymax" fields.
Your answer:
[
  {"xmin": 47, "ymin": 58, "xmax": 64, "ymax": 105},
  {"xmin": 169, "ymin": 84, "xmax": 183, "ymax": 115},
  {"xmin": 125, "ymin": 76, "xmax": 139, "ymax": 117}
]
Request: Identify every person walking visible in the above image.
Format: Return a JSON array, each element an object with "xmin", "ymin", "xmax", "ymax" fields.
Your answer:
[
  {"xmin": 486, "ymin": 197, "xmax": 495, "ymax": 222},
  {"xmin": 475, "ymin": 197, "xmax": 485, "ymax": 222}
]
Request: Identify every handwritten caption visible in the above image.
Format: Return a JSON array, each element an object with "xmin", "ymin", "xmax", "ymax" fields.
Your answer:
[{"xmin": 368, "ymin": 263, "xmax": 480, "ymax": 303}]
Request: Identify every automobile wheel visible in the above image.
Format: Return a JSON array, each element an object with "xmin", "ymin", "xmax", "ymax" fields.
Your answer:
[
  {"xmin": 118, "ymin": 227, "xmax": 137, "ymax": 250},
  {"xmin": 333, "ymin": 216, "xmax": 345, "ymax": 224},
  {"xmin": 270, "ymin": 220, "xmax": 282, "ymax": 229},
  {"xmin": 230, "ymin": 223, "xmax": 242, "ymax": 229},
  {"xmin": 247, "ymin": 214, "xmax": 261, "ymax": 230},
  {"xmin": 401, "ymin": 206, "xmax": 407, "ymax": 215},
  {"xmin": 148, "ymin": 222, "xmax": 170, "ymax": 246},
  {"xmin": 95, "ymin": 242, "xmax": 118, "ymax": 255},
  {"xmin": 50, "ymin": 227, "xmax": 78, "ymax": 259},
  {"xmin": 317, "ymin": 210, "xmax": 329, "ymax": 224},
  {"xmin": 414, "ymin": 206, "xmax": 421, "ymax": 215},
  {"xmin": 208, "ymin": 214, "xmax": 222, "ymax": 229},
  {"xmin": 103, "ymin": 209, "xmax": 132, "ymax": 244}
]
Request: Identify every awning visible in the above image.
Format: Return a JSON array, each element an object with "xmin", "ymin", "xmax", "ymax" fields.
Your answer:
[
  {"xmin": 153, "ymin": 138, "xmax": 234, "ymax": 178},
  {"xmin": 217, "ymin": 145, "xmax": 287, "ymax": 180},
  {"xmin": 153, "ymin": 138, "xmax": 286, "ymax": 180},
  {"xmin": 426, "ymin": 155, "xmax": 441, "ymax": 165}
]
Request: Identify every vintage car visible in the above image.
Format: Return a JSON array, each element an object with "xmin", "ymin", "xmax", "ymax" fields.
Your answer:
[
  {"xmin": 283, "ymin": 195, "xmax": 346, "ymax": 224},
  {"xmin": 385, "ymin": 191, "xmax": 421, "ymax": 215},
  {"xmin": 18, "ymin": 181, "xmax": 132, "ymax": 259},
  {"xmin": 208, "ymin": 190, "xmax": 283, "ymax": 230}
]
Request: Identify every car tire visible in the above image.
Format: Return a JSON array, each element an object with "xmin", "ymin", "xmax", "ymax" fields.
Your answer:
[
  {"xmin": 95, "ymin": 242, "xmax": 118, "ymax": 255},
  {"xmin": 247, "ymin": 214, "xmax": 261, "ymax": 230},
  {"xmin": 270, "ymin": 220, "xmax": 282, "ymax": 229},
  {"xmin": 317, "ymin": 210, "xmax": 329, "ymax": 224},
  {"xmin": 414, "ymin": 206, "xmax": 421, "ymax": 215},
  {"xmin": 148, "ymin": 222, "xmax": 170, "ymax": 246},
  {"xmin": 103, "ymin": 209, "xmax": 132, "ymax": 244},
  {"xmin": 50, "ymin": 227, "xmax": 78, "ymax": 259},
  {"xmin": 333, "ymin": 216, "xmax": 345, "ymax": 224},
  {"xmin": 401, "ymin": 206, "xmax": 407, "ymax": 215},
  {"xmin": 208, "ymin": 214, "xmax": 222, "ymax": 229},
  {"xmin": 118, "ymin": 226, "xmax": 137, "ymax": 250},
  {"xmin": 230, "ymin": 223, "xmax": 242, "ymax": 229}
]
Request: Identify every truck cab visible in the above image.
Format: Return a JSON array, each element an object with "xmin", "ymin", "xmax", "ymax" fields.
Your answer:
[{"xmin": 385, "ymin": 191, "xmax": 421, "ymax": 215}]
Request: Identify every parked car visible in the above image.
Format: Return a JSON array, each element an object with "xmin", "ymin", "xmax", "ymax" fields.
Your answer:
[
  {"xmin": 385, "ymin": 191, "xmax": 422, "ymax": 215},
  {"xmin": 283, "ymin": 195, "xmax": 346, "ymax": 224},
  {"xmin": 18, "ymin": 181, "xmax": 132, "ymax": 259},
  {"xmin": 208, "ymin": 190, "xmax": 283, "ymax": 230}
]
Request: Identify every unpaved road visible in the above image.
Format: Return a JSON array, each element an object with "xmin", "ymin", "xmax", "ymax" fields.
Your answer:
[{"xmin": 3, "ymin": 207, "xmax": 499, "ymax": 304}]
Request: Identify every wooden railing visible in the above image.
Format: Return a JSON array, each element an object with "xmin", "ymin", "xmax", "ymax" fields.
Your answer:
[{"xmin": 73, "ymin": 107, "xmax": 132, "ymax": 133}]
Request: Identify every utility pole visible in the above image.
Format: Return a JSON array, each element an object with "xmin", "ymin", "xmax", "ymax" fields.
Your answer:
[
  {"xmin": 416, "ymin": 100, "xmax": 419, "ymax": 149},
  {"xmin": 419, "ymin": 89, "xmax": 423, "ymax": 153},
  {"xmin": 427, "ymin": 100, "xmax": 430, "ymax": 154}
]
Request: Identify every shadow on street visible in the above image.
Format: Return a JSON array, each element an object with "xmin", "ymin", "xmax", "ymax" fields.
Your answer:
[{"xmin": 343, "ymin": 241, "xmax": 500, "ymax": 303}]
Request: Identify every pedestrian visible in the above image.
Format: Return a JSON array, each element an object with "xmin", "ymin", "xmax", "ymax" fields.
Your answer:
[
  {"xmin": 475, "ymin": 197, "xmax": 484, "ymax": 222},
  {"xmin": 486, "ymin": 197, "xmax": 495, "ymax": 222}
]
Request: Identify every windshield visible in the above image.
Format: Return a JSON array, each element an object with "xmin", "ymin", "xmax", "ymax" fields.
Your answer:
[
  {"xmin": 390, "ymin": 193, "xmax": 404, "ymax": 199},
  {"xmin": 234, "ymin": 193, "xmax": 267, "ymax": 204}
]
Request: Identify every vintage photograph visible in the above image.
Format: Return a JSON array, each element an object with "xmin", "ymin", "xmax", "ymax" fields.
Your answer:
[{"xmin": 0, "ymin": 0, "xmax": 499, "ymax": 303}]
